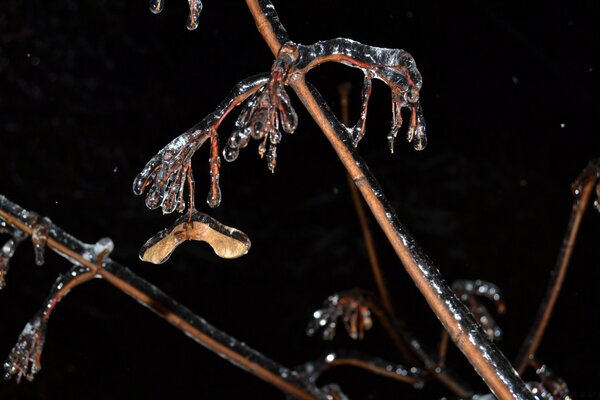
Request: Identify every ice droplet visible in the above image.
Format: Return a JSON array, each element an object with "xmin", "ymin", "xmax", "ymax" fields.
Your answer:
[
  {"xmin": 149, "ymin": 0, "xmax": 164, "ymax": 14},
  {"xmin": 186, "ymin": 0, "xmax": 203, "ymax": 30},
  {"xmin": 223, "ymin": 146, "xmax": 239, "ymax": 162},
  {"xmin": 31, "ymin": 217, "xmax": 51, "ymax": 266}
]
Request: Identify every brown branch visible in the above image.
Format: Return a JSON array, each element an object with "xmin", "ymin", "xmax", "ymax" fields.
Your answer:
[
  {"xmin": 299, "ymin": 350, "xmax": 424, "ymax": 387},
  {"xmin": 514, "ymin": 175, "xmax": 596, "ymax": 374},
  {"xmin": 244, "ymin": 1, "xmax": 533, "ymax": 398}
]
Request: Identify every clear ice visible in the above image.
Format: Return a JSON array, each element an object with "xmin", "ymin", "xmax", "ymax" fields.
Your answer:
[
  {"xmin": 306, "ymin": 290, "xmax": 372, "ymax": 341},
  {"xmin": 4, "ymin": 314, "xmax": 46, "ymax": 383},
  {"xmin": 0, "ymin": 227, "xmax": 26, "ymax": 289},
  {"xmin": 295, "ymin": 38, "xmax": 427, "ymax": 152},
  {"xmin": 223, "ymin": 44, "xmax": 299, "ymax": 173},
  {"xmin": 30, "ymin": 215, "xmax": 51, "ymax": 266},
  {"xmin": 186, "ymin": 0, "xmax": 203, "ymax": 30},
  {"xmin": 4, "ymin": 265, "xmax": 94, "ymax": 383},
  {"xmin": 149, "ymin": 0, "xmax": 164, "ymax": 14}
]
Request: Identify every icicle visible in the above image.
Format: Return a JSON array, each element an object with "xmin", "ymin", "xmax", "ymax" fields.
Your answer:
[
  {"xmin": 30, "ymin": 216, "xmax": 51, "ymax": 266},
  {"xmin": 275, "ymin": 86, "xmax": 298, "ymax": 134},
  {"xmin": 149, "ymin": 0, "xmax": 164, "ymax": 14},
  {"xmin": 388, "ymin": 90, "xmax": 403, "ymax": 153},
  {"xmin": 207, "ymin": 128, "xmax": 222, "ymax": 208},
  {"xmin": 351, "ymin": 72, "xmax": 373, "ymax": 147},
  {"xmin": 412, "ymin": 103, "xmax": 427, "ymax": 151},
  {"xmin": 267, "ymin": 144, "xmax": 277, "ymax": 173},
  {"xmin": 186, "ymin": 0, "xmax": 203, "ymax": 31},
  {"xmin": 94, "ymin": 238, "xmax": 114, "ymax": 260}
]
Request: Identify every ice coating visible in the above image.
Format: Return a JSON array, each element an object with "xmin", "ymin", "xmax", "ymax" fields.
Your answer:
[
  {"xmin": 296, "ymin": 350, "xmax": 423, "ymax": 387},
  {"xmin": 296, "ymin": 38, "xmax": 426, "ymax": 151},
  {"xmin": 0, "ymin": 226, "xmax": 27, "ymax": 289},
  {"xmin": 149, "ymin": 0, "xmax": 164, "ymax": 14},
  {"xmin": 186, "ymin": 0, "xmax": 203, "ymax": 30},
  {"xmin": 133, "ymin": 74, "xmax": 269, "ymax": 213},
  {"xmin": 223, "ymin": 44, "xmax": 299, "ymax": 173},
  {"xmin": 534, "ymin": 363, "xmax": 570, "ymax": 399},
  {"xmin": 4, "ymin": 314, "xmax": 46, "ymax": 383},
  {"xmin": 139, "ymin": 210, "xmax": 251, "ymax": 264},
  {"xmin": 207, "ymin": 128, "xmax": 222, "ymax": 208},
  {"xmin": 572, "ymin": 157, "xmax": 600, "ymax": 210},
  {"xmin": 148, "ymin": 0, "xmax": 203, "ymax": 29},
  {"xmin": 4, "ymin": 264, "xmax": 98, "ymax": 383},
  {"xmin": 452, "ymin": 280, "xmax": 505, "ymax": 341},
  {"xmin": 306, "ymin": 289, "xmax": 372, "ymax": 341},
  {"xmin": 29, "ymin": 214, "xmax": 51, "ymax": 266}
]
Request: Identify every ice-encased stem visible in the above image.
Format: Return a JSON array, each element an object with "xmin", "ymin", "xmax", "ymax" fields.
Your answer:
[
  {"xmin": 0, "ymin": 195, "xmax": 327, "ymax": 400},
  {"xmin": 244, "ymin": 1, "xmax": 534, "ymax": 398}
]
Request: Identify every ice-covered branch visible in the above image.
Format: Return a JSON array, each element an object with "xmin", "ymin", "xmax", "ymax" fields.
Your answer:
[
  {"xmin": 296, "ymin": 350, "xmax": 424, "ymax": 388},
  {"xmin": 133, "ymin": 73, "xmax": 269, "ymax": 213},
  {"xmin": 0, "ymin": 195, "xmax": 328, "ymax": 399}
]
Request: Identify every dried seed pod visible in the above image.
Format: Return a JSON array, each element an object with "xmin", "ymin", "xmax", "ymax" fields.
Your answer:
[{"xmin": 139, "ymin": 210, "xmax": 251, "ymax": 264}]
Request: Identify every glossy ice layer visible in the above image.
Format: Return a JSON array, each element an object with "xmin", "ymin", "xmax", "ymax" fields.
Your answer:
[
  {"xmin": 296, "ymin": 38, "xmax": 426, "ymax": 151},
  {"xmin": 452, "ymin": 279, "xmax": 506, "ymax": 341}
]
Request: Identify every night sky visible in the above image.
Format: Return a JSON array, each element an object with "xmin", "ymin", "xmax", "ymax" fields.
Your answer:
[{"xmin": 1, "ymin": 1, "xmax": 599, "ymax": 398}]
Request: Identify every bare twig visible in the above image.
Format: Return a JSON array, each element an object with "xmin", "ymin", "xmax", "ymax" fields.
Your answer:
[
  {"xmin": 0, "ymin": 195, "xmax": 327, "ymax": 400},
  {"xmin": 515, "ymin": 161, "xmax": 598, "ymax": 374}
]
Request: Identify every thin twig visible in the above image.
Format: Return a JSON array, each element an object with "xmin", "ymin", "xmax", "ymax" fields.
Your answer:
[
  {"xmin": 0, "ymin": 195, "xmax": 327, "ymax": 400},
  {"xmin": 244, "ymin": 1, "xmax": 534, "ymax": 397},
  {"xmin": 298, "ymin": 350, "xmax": 424, "ymax": 386},
  {"xmin": 365, "ymin": 296, "xmax": 472, "ymax": 397},
  {"xmin": 514, "ymin": 177, "xmax": 595, "ymax": 374}
]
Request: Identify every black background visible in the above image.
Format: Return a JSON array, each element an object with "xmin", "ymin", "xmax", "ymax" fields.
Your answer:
[{"xmin": 1, "ymin": 0, "xmax": 599, "ymax": 398}]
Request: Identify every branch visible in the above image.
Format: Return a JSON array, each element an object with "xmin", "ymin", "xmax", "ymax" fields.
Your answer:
[
  {"xmin": 0, "ymin": 195, "xmax": 327, "ymax": 400},
  {"xmin": 243, "ymin": 1, "xmax": 534, "ymax": 397},
  {"xmin": 514, "ymin": 159, "xmax": 600, "ymax": 374},
  {"xmin": 296, "ymin": 350, "xmax": 424, "ymax": 387},
  {"xmin": 306, "ymin": 289, "xmax": 473, "ymax": 397}
]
